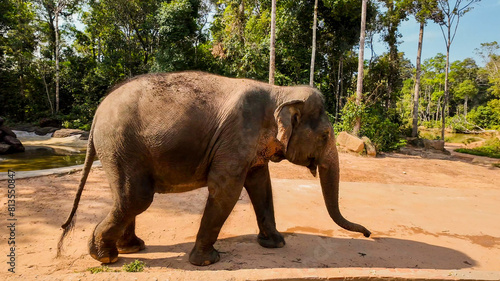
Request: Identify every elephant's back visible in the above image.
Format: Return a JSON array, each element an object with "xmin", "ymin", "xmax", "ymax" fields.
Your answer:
[{"xmin": 91, "ymin": 71, "xmax": 247, "ymax": 184}]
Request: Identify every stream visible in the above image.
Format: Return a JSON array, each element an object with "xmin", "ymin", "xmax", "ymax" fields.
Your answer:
[{"xmin": 0, "ymin": 131, "xmax": 87, "ymax": 172}]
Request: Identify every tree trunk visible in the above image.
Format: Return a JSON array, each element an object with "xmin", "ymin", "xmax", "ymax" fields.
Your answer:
[
  {"xmin": 412, "ymin": 22, "xmax": 424, "ymax": 137},
  {"xmin": 269, "ymin": 0, "xmax": 276, "ymax": 85},
  {"xmin": 464, "ymin": 96, "xmax": 468, "ymax": 120},
  {"xmin": 309, "ymin": 0, "xmax": 318, "ymax": 87},
  {"xmin": 353, "ymin": 0, "xmax": 367, "ymax": 136},
  {"xmin": 441, "ymin": 42, "xmax": 450, "ymax": 140},
  {"xmin": 335, "ymin": 56, "xmax": 343, "ymax": 123},
  {"xmin": 55, "ymin": 11, "xmax": 60, "ymax": 113}
]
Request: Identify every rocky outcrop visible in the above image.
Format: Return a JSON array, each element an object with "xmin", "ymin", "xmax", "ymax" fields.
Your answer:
[
  {"xmin": 52, "ymin": 128, "xmax": 87, "ymax": 138},
  {"xmin": 361, "ymin": 136, "xmax": 377, "ymax": 157},
  {"xmin": 423, "ymin": 139, "xmax": 445, "ymax": 151},
  {"xmin": 336, "ymin": 131, "xmax": 364, "ymax": 153},
  {"xmin": 0, "ymin": 117, "xmax": 25, "ymax": 154}
]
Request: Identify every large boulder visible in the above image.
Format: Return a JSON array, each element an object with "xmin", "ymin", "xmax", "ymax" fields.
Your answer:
[
  {"xmin": 52, "ymin": 128, "xmax": 86, "ymax": 138},
  {"xmin": 0, "ymin": 121, "xmax": 25, "ymax": 154},
  {"xmin": 337, "ymin": 131, "xmax": 364, "ymax": 153},
  {"xmin": 362, "ymin": 136, "xmax": 377, "ymax": 157},
  {"xmin": 35, "ymin": 126, "xmax": 58, "ymax": 136},
  {"xmin": 423, "ymin": 139, "xmax": 445, "ymax": 151}
]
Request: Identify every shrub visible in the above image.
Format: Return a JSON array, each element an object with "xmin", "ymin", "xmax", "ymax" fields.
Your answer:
[
  {"xmin": 455, "ymin": 137, "xmax": 500, "ymax": 159},
  {"xmin": 122, "ymin": 260, "xmax": 146, "ymax": 272},
  {"xmin": 334, "ymin": 97, "xmax": 406, "ymax": 152},
  {"xmin": 467, "ymin": 99, "xmax": 500, "ymax": 130}
]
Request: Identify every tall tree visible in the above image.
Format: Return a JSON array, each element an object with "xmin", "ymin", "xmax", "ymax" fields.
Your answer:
[
  {"xmin": 309, "ymin": 0, "xmax": 318, "ymax": 86},
  {"xmin": 379, "ymin": 0, "xmax": 408, "ymax": 109},
  {"xmin": 36, "ymin": 0, "xmax": 80, "ymax": 113},
  {"xmin": 269, "ymin": 0, "xmax": 276, "ymax": 84},
  {"xmin": 401, "ymin": 0, "xmax": 441, "ymax": 137},
  {"xmin": 437, "ymin": 0, "xmax": 480, "ymax": 140},
  {"xmin": 477, "ymin": 42, "xmax": 500, "ymax": 97},
  {"xmin": 352, "ymin": 0, "xmax": 367, "ymax": 136}
]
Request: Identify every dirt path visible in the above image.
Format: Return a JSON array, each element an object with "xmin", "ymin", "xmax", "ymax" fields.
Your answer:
[{"xmin": 1, "ymin": 151, "xmax": 499, "ymax": 280}]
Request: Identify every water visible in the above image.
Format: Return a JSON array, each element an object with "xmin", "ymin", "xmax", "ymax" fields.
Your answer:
[
  {"xmin": 0, "ymin": 131, "xmax": 87, "ymax": 172},
  {"xmin": 419, "ymin": 129, "xmax": 497, "ymax": 144}
]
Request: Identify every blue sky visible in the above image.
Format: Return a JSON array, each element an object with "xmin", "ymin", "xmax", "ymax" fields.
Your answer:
[{"xmin": 368, "ymin": 0, "xmax": 500, "ymax": 67}]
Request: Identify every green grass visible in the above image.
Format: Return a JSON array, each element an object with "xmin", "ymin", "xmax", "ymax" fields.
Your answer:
[
  {"xmin": 86, "ymin": 260, "xmax": 146, "ymax": 274},
  {"xmin": 455, "ymin": 137, "xmax": 500, "ymax": 159},
  {"xmin": 122, "ymin": 260, "xmax": 146, "ymax": 272},
  {"xmin": 87, "ymin": 265, "xmax": 111, "ymax": 274}
]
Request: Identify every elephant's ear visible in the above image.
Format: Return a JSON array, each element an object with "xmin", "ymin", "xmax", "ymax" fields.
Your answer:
[{"xmin": 274, "ymin": 100, "xmax": 304, "ymax": 153}]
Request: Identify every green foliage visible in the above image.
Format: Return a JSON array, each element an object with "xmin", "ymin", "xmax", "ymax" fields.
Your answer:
[
  {"xmin": 87, "ymin": 265, "xmax": 111, "ymax": 274},
  {"xmin": 456, "ymin": 137, "xmax": 500, "ymax": 159},
  {"xmin": 122, "ymin": 260, "xmax": 146, "ymax": 272},
  {"xmin": 446, "ymin": 115, "xmax": 476, "ymax": 132},
  {"xmin": 334, "ymin": 97, "xmax": 406, "ymax": 151},
  {"xmin": 467, "ymin": 99, "xmax": 500, "ymax": 130}
]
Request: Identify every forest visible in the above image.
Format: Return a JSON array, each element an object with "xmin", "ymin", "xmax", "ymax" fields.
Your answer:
[{"xmin": 1, "ymin": 0, "xmax": 499, "ymax": 151}]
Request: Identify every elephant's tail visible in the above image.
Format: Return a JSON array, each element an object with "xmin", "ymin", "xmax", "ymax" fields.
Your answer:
[{"xmin": 57, "ymin": 127, "xmax": 96, "ymax": 257}]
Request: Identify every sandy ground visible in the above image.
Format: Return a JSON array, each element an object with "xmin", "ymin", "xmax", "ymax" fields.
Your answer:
[{"xmin": 1, "ymin": 150, "xmax": 500, "ymax": 280}]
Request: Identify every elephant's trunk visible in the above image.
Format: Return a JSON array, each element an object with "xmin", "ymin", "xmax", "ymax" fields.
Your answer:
[{"xmin": 318, "ymin": 139, "xmax": 371, "ymax": 237}]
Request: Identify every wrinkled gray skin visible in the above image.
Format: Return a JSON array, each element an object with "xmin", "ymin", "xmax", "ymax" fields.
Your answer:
[{"xmin": 59, "ymin": 71, "xmax": 370, "ymax": 266}]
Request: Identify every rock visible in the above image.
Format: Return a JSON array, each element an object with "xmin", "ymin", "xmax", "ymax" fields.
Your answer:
[
  {"xmin": 3, "ymin": 135, "xmax": 24, "ymax": 152},
  {"xmin": 79, "ymin": 131, "xmax": 90, "ymax": 140},
  {"xmin": 423, "ymin": 139, "xmax": 444, "ymax": 151},
  {"xmin": 52, "ymin": 128, "xmax": 86, "ymax": 138},
  {"xmin": 0, "ymin": 122, "xmax": 25, "ymax": 154},
  {"xmin": 0, "ymin": 125, "xmax": 17, "ymax": 138},
  {"xmin": 11, "ymin": 124, "xmax": 37, "ymax": 132},
  {"xmin": 362, "ymin": 136, "xmax": 377, "ymax": 157},
  {"xmin": 407, "ymin": 137, "xmax": 424, "ymax": 148},
  {"xmin": 35, "ymin": 127, "xmax": 58, "ymax": 136},
  {"xmin": 336, "ymin": 131, "xmax": 364, "ymax": 153},
  {"xmin": 0, "ymin": 143, "xmax": 12, "ymax": 154},
  {"xmin": 39, "ymin": 118, "xmax": 61, "ymax": 128}
]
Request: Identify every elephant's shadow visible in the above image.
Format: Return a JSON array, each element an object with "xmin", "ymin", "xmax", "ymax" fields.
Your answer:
[{"xmin": 110, "ymin": 232, "xmax": 476, "ymax": 271}]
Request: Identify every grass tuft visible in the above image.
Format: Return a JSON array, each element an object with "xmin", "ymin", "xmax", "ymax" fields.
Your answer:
[
  {"xmin": 87, "ymin": 265, "xmax": 111, "ymax": 274},
  {"xmin": 122, "ymin": 260, "xmax": 146, "ymax": 272}
]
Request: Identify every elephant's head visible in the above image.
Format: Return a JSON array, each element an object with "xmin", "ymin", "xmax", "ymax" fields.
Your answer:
[{"xmin": 274, "ymin": 87, "xmax": 371, "ymax": 237}]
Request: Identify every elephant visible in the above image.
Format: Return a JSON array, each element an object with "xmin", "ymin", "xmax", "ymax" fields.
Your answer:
[{"xmin": 58, "ymin": 71, "xmax": 370, "ymax": 266}]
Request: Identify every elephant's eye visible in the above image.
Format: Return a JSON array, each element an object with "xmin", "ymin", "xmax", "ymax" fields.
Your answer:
[
  {"xmin": 292, "ymin": 113, "xmax": 299, "ymax": 126},
  {"xmin": 321, "ymin": 131, "xmax": 329, "ymax": 141}
]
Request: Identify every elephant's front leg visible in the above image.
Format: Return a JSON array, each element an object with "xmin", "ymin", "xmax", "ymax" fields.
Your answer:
[
  {"xmin": 244, "ymin": 164, "xmax": 285, "ymax": 248},
  {"xmin": 189, "ymin": 167, "xmax": 245, "ymax": 266}
]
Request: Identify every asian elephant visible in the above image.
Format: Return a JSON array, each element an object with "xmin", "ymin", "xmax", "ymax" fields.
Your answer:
[{"xmin": 58, "ymin": 71, "xmax": 370, "ymax": 266}]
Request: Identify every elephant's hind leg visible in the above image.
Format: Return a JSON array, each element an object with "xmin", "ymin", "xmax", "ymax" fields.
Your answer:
[
  {"xmin": 116, "ymin": 219, "xmax": 146, "ymax": 254},
  {"xmin": 89, "ymin": 171, "xmax": 154, "ymax": 264}
]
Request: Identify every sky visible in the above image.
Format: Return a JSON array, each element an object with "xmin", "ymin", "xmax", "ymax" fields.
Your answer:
[{"xmin": 367, "ymin": 0, "xmax": 500, "ymax": 67}]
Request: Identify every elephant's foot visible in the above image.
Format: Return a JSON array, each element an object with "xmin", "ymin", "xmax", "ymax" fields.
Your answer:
[
  {"xmin": 89, "ymin": 235, "xmax": 119, "ymax": 264},
  {"xmin": 258, "ymin": 232, "xmax": 285, "ymax": 248},
  {"xmin": 189, "ymin": 246, "xmax": 220, "ymax": 266},
  {"xmin": 117, "ymin": 236, "xmax": 146, "ymax": 254}
]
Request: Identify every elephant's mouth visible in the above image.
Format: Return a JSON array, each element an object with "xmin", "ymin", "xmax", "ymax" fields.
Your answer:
[{"xmin": 307, "ymin": 157, "xmax": 317, "ymax": 177}]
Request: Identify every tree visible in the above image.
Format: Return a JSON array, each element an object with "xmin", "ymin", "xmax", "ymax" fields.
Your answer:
[
  {"xmin": 1, "ymin": 0, "xmax": 36, "ymax": 121},
  {"xmin": 309, "ymin": 0, "xmax": 318, "ymax": 86},
  {"xmin": 269, "ymin": 0, "xmax": 276, "ymax": 84},
  {"xmin": 477, "ymin": 42, "xmax": 500, "ymax": 97},
  {"xmin": 352, "ymin": 0, "xmax": 367, "ymax": 136},
  {"xmin": 37, "ymin": 0, "xmax": 80, "ymax": 113},
  {"xmin": 437, "ymin": 0, "xmax": 480, "ymax": 140},
  {"xmin": 401, "ymin": 0, "xmax": 441, "ymax": 137},
  {"xmin": 378, "ymin": 0, "xmax": 408, "ymax": 109}
]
